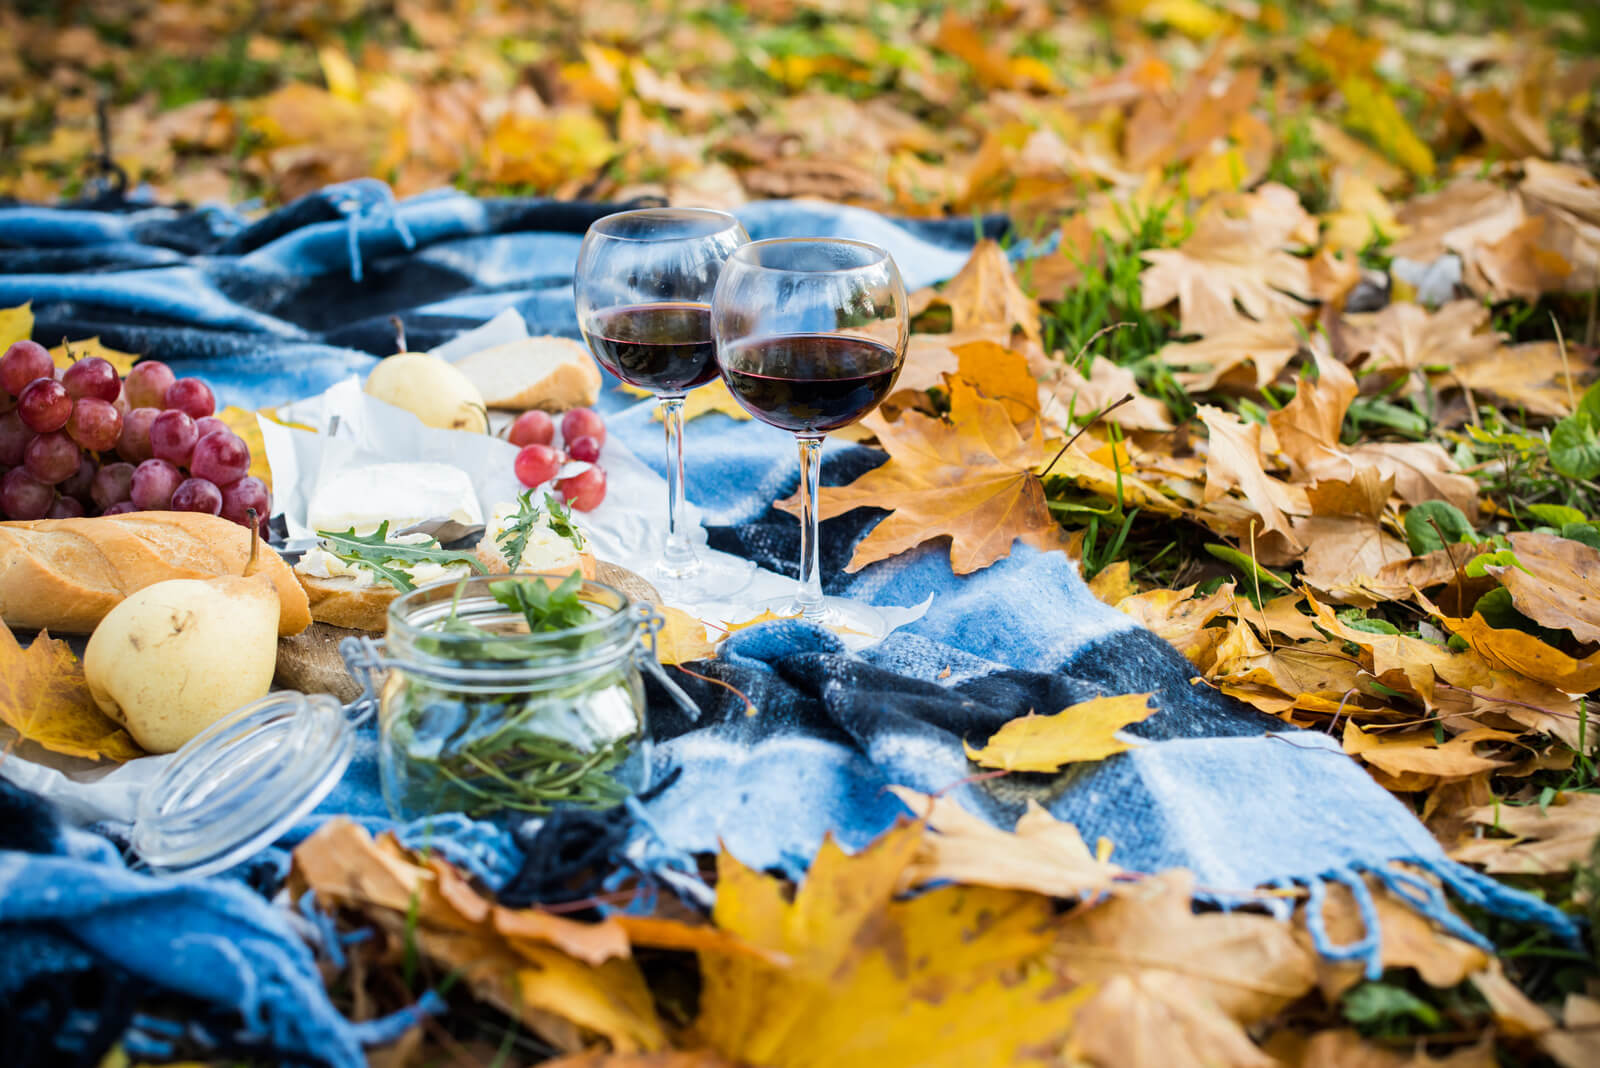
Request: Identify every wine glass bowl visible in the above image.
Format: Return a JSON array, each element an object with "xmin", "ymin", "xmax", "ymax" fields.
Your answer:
[
  {"xmin": 573, "ymin": 207, "xmax": 753, "ymax": 598},
  {"xmin": 711, "ymin": 238, "xmax": 908, "ymax": 628}
]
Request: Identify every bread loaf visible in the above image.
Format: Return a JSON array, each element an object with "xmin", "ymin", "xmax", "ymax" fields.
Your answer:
[
  {"xmin": 0, "ymin": 512, "xmax": 312, "ymax": 636},
  {"xmin": 453, "ymin": 336, "xmax": 601, "ymax": 410}
]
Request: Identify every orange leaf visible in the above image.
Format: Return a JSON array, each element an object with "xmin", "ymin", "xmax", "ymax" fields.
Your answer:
[
  {"xmin": 780, "ymin": 378, "xmax": 1056, "ymax": 574},
  {"xmin": 0, "ymin": 622, "xmax": 143, "ymax": 762}
]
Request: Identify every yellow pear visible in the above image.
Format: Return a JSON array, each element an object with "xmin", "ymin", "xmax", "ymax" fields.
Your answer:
[
  {"xmin": 83, "ymin": 570, "xmax": 281, "ymax": 754},
  {"xmin": 364, "ymin": 352, "xmax": 489, "ymax": 433}
]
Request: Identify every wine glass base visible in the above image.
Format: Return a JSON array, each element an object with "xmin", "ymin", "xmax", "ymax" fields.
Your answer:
[
  {"xmin": 645, "ymin": 553, "xmax": 757, "ymax": 605},
  {"xmin": 764, "ymin": 596, "xmax": 890, "ymax": 644}
]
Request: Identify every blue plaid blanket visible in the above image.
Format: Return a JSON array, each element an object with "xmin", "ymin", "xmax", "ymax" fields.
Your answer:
[{"xmin": 0, "ymin": 182, "xmax": 1577, "ymax": 1067}]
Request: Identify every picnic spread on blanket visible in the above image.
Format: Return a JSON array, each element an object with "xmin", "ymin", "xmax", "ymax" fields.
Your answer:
[{"xmin": 0, "ymin": 184, "xmax": 1583, "ymax": 1065}]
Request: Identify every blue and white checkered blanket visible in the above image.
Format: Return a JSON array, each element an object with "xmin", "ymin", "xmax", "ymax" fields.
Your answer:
[{"xmin": 0, "ymin": 182, "xmax": 1577, "ymax": 1067}]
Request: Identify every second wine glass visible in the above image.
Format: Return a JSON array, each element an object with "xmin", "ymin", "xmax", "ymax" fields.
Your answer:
[
  {"xmin": 574, "ymin": 207, "xmax": 754, "ymax": 600},
  {"xmin": 711, "ymin": 238, "xmax": 908, "ymax": 632}
]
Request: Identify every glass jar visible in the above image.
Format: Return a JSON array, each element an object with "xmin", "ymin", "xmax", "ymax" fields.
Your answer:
[{"xmin": 348, "ymin": 574, "xmax": 666, "ymax": 823}]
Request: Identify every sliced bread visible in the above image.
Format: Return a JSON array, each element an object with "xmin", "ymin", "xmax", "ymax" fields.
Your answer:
[{"xmin": 453, "ymin": 336, "xmax": 602, "ymax": 411}]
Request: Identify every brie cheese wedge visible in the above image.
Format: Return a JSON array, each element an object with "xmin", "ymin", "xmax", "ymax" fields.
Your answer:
[{"xmin": 307, "ymin": 461, "xmax": 483, "ymax": 536}]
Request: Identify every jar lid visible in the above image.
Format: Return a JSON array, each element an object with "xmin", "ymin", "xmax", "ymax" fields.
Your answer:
[{"xmin": 132, "ymin": 692, "xmax": 355, "ymax": 878}]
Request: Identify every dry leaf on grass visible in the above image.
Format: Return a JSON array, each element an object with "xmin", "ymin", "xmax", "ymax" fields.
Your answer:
[
  {"xmin": 1155, "ymin": 316, "xmax": 1305, "ymax": 393},
  {"xmin": 1140, "ymin": 210, "xmax": 1314, "ymax": 338},
  {"xmin": 1488, "ymin": 532, "xmax": 1600, "ymax": 645},
  {"xmin": 0, "ymin": 622, "xmax": 143, "ymax": 763},
  {"xmin": 1453, "ymin": 792, "xmax": 1600, "ymax": 877},
  {"xmin": 963, "ymin": 693, "xmax": 1158, "ymax": 772},
  {"xmin": 1283, "ymin": 1028, "xmax": 1496, "ymax": 1067},
  {"xmin": 1341, "ymin": 301, "xmax": 1501, "ymax": 391},
  {"xmin": 781, "ymin": 377, "xmax": 1056, "ymax": 574},
  {"xmin": 1342, "ymin": 722, "xmax": 1514, "ymax": 788},
  {"xmin": 1420, "ymin": 593, "xmax": 1600, "ymax": 694},
  {"xmin": 1115, "ymin": 582, "xmax": 1237, "ymax": 659},
  {"xmin": 1199, "ymin": 405, "xmax": 1303, "ymax": 546},
  {"xmin": 1039, "ymin": 353, "xmax": 1173, "ymax": 432},
  {"xmin": 1057, "ymin": 869, "xmax": 1316, "ymax": 1068},
  {"xmin": 922, "ymin": 239, "xmax": 1042, "ymax": 344}
]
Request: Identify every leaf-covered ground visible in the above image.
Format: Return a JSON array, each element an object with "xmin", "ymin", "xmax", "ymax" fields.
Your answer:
[{"xmin": 6, "ymin": 1, "xmax": 1600, "ymax": 1065}]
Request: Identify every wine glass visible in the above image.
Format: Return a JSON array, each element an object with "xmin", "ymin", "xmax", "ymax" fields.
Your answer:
[
  {"xmin": 710, "ymin": 238, "xmax": 908, "ymax": 631},
  {"xmin": 574, "ymin": 208, "xmax": 755, "ymax": 599}
]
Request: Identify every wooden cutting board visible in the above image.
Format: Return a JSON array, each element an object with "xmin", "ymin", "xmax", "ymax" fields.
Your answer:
[{"xmin": 272, "ymin": 562, "xmax": 661, "ymax": 701}]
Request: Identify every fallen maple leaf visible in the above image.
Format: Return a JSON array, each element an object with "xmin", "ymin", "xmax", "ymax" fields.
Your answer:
[
  {"xmin": 1038, "ymin": 352, "xmax": 1173, "ymax": 432},
  {"xmin": 964, "ymin": 693, "xmax": 1157, "ymax": 772},
  {"xmin": 693, "ymin": 822, "xmax": 1085, "ymax": 1066},
  {"xmin": 1268, "ymin": 341, "xmax": 1359, "ymax": 479},
  {"xmin": 1114, "ymin": 581, "xmax": 1236, "ymax": 661},
  {"xmin": 781, "ymin": 376, "xmax": 1056, "ymax": 574},
  {"xmin": 1341, "ymin": 301, "xmax": 1501, "ymax": 393},
  {"xmin": 655, "ymin": 606, "xmax": 719, "ymax": 665},
  {"xmin": 1199, "ymin": 404, "xmax": 1302, "ymax": 546},
  {"xmin": 0, "ymin": 622, "xmax": 142, "ymax": 763},
  {"xmin": 1487, "ymin": 532, "xmax": 1600, "ymax": 645},
  {"xmin": 1156, "ymin": 315, "xmax": 1305, "ymax": 392},
  {"xmin": 926, "ymin": 239, "xmax": 1043, "ymax": 345},
  {"xmin": 1086, "ymin": 559, "xmax": 1137, "ymax": 604},
  {"xmin": 1322, "ymin": 171, "xmax": 1407, "ymax": 253},
  {"xmin": 1140, "ymin": 201, "xmax": 1314, "ymax": 338},
  {"xmin": 1342, "ymin": 721, "xmax": 1513, "ymax": 788},
  {"xmin": 1284, "ymin": 1028, "xmax": 1496, "ymax": 1067},
  {"xmin": 890, "ymin": 787, "xmax": 1122, "ymax": 898},
  {"xmin": 294, "ymin": 820, "xmax": 668, "ymax": 1053},
  {"xmin": 950, "ymin": 339, "xmax": 1040, "ymax": 427},
  {"xmin": 1453, "ymin": 792, "xmax": 1600, "ymax": 877},
  {"xmin": 0, "ymin": 302, "xmax": 32, "ymax": 350},
  {"xmin": 1057, "ymin": 869, "xmax": 1316, "ymax": 1068},
  {"xmin": 894, "ymin": 325, "xmax": 1014, "ymax": 395},
  {"xmin": 1419, "ymin": 593, "xmax": 1600, "ymax": 694}
]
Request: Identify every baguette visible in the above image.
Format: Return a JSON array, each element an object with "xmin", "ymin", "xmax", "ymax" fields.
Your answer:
[
  {"xmin": 0, "ymin": 512, "xmax": 311, "ymax": 636},
  {"xmin": 297, "ymin": 552, "xmax": 596, "ymax": 633},
  {"xmin": 453, "ymin": 336, "xmax": 601, "ymax": 411}
]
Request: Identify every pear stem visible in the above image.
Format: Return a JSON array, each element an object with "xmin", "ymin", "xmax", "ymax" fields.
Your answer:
[
  {"xmin": 390, "ymin": 315, "xmax": 407, "ymax": 354},
  {"xmin": 243, "ymin": 508, "xmax": 262, "ymax": 577}
]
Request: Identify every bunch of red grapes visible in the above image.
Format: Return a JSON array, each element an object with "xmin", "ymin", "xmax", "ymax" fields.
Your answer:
[
  {"xmin": 0, "ymin": 340, "xmax": 269, "ymax": 529},
  {"xmin": 509, "ymin": 407, "xmax": 608, "ymax": 511}
]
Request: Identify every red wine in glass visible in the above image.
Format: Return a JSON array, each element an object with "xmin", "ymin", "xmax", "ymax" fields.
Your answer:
[
  {"xmin": 586, "ymin": 301, "xmax": 719, "ymax": 394},
  {"xmin": 720, "ymin": 334, "xmax": 901, "ymax": 433}
]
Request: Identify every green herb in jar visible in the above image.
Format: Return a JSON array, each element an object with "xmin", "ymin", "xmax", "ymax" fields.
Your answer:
[{"xmin": 388, "ymin": 573, "xmax": 642, "ymax": 817}]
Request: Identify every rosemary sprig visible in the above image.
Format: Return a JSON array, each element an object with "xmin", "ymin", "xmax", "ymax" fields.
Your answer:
[{"xmin": 316, "ymin": 521, "xmax": 487, "ymax": 592}]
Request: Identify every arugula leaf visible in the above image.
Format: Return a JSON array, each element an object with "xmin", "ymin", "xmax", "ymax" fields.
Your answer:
[
  {"xmin": 488, "ymin": 572, "xmax": 590, "ymax": 633},
  {"xmin": 495, "ymin": 491, "xmax": 586, "ymax": 571},
  {"xmin": 316, "ymin": 522, "xmax": 487, "ymax": 592}
]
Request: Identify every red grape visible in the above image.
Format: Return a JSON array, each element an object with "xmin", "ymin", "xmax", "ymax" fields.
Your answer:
[
  {"xmin": 61, "ymin": 357, "xmax": 121, "ymax": 403},
  {"xmin": 102, "ymin": 500, "xmax": 137, "ymax": 516},
  {"xmin": 0, "ymin": 410, "xmax": 31, "ymax": 466},
  {"xmin": 59, "ymin": 456, "xmax": 96, "ymax": 500},
  {"xmin": 118, "ymin": 407, "xmax": 160, "ymax": 462},
  {"xmin": 190, "ymin": 429, "xmax": 250, "ymax": 485},
  {"xmin": 92, "ymin": 462, "xmax": 135, "ymax": 510},
  {"xmin": 557, "ymin": 464, "xmax": 607, "ymax": 511},
  {"xmin": 150, "ymin": 409, "xmax": 198, "ymax": 465},
  {"xmin": 24, "ymin": 431, "xmax": 84, "ymax": 484},
  {"xmin": 130, "ymin": 458, "xmax": 183, "ymax": 510},
  {"xmin": 47, "ymin": 495, "xmax": 84, "ymax": 519},
  {"xmin": 561, "ymin": 407, "xmax": 606, "ymax": 449},
  {"xmin": 170, "ymin": 477, "xmax": 223, "ymax": 515},
  {"xmin": 18, "ymin": 378, "xmax": 71, "ymax": 433},
  {"xmin": 508, "ymin": 410, "xmax": 555, "ymax": 448},
  {"xmin": 0, "ymin": 392, "xmax": 14, "ymax": 414},
  {"xmin": 194, "ymin": 415, "xmax": 229, "ymax": 440},
  {"xmin": 67, "ymin": 398, "xmax": 123, "ymax": 452},
  {"xmin": 220, "ymin": 475, "xmax": 270, "ymax": 528},
  {"xmin": 164, "ymin": 377, "xmax": 215, "ymax": 419},
  {"xmin": 513, "ymin": 443, "xmax": 563, "ymax": 488},
  {"xmin": 125, "ymin": 361, "xmax": 176, "ymax": 409},
  {"xmin": 1, "ymin": 340, "xmax": 54, "ymax": 397},
  {"xmin": 1, "ymin": 468, "xmax": 53, "ymax": 520},
  {"xmin": 567, "ymin": 435, "xmax": 602, "ymax": 463}
]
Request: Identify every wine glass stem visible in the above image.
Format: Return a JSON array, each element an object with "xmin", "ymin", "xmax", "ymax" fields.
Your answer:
[
  {"xmin": 794, "ymin": 434, "xmax": 826, "ymax": 621},
  {"xmin": 657, "ymin": 393, "xmax": 698, "ymax": 579}
]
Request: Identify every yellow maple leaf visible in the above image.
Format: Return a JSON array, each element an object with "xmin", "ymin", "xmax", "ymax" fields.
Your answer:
[
  {"xmin": 50, "ymin": 337, "xmax": 141, "ymax": 377},
  {"xmin": 694, "ymin": 822, "xmax": 1087, "ymax": 1066},
  {"xmin": 1339, "ymin": 76, "xmax": 1436, "ymax": 180},
  {"xmin": 0, "ymin": 622, "xmax": 142, "ymax": 763},
  {"xmin": 655, "ymin": 605, "xmax": 718, "ymax": 665},
  {"xmin": 0, "ymin": 302, "xmax": 32, "ymax": 350},
  {"xmin": 964, "ymin": 693, "xmax": 1158, "ymax": 772},
  {"xmin": 215, "ymin": 406, "xmax": 273, "ymax": 487},
  {"xmin": 781, "ymin": 377, "xmax": 1057, "ymax": 574},
  {"xmin": 929, "ymin": 240, "xmax": 1042, "ymax": 345}
]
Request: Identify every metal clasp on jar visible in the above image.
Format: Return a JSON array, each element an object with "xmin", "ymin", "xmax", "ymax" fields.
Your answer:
[{"xmin": 631, "ymin": 601, "xmax": 702, "ymax": 723}]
